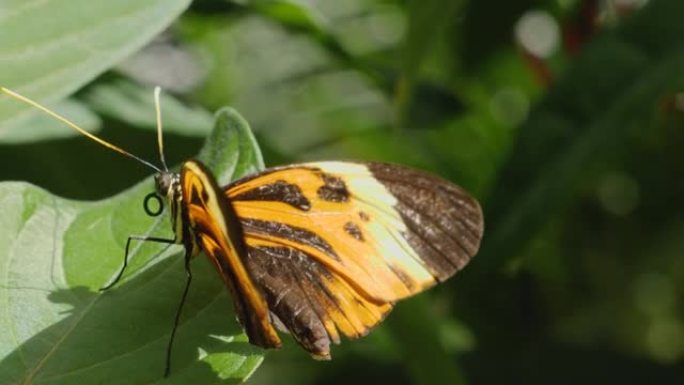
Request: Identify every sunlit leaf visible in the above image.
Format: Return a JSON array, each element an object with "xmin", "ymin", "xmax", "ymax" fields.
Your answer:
[{"xmin": 0, "ymin": 0, "xmax": 192, "ymax": 129}]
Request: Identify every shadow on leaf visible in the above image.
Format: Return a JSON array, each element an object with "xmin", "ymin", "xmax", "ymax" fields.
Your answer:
[{"xmin": 0, "ymin": 253, "xmax": 262, "ymax": 385}]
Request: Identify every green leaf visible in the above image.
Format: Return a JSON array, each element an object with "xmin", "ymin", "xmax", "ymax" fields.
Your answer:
[
  {"xmin": 402, "ymin": 0, "xmax": 464, "ymax": 80},
  {"xmin": 197, "ymin": 107, "xmax": 265, "ymax": 185},
  {"xmin": 0, "ymin": 0, "xmax": 192, "ymax": 128},
  {"xmin": 251, "ymin": 0, "xmax": 326, "ymax": 37},
  {"xmin": 396, "ymin": 0, "xmax": 466, "ymax": 127},
  {"xmin": 0, "ymin": 108, "xmax": 265, "ymax": 384}
]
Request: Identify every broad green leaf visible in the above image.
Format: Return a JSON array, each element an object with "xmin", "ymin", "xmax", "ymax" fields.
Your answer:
[
  {"xmin": 0, "ymin": 0, "xmax": 192, "ymax": 129},
  {"xmin": 0, "ymin": 108, "xmax": 265, "ymax": 384},
  {"xmin": 197, "ymin": 107, "xmax": 265, "ymax": 185}
]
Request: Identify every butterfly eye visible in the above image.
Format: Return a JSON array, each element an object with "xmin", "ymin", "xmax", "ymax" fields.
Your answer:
[{"xmin": 143, "ymin": 192, "xmax": 164, "ymax": 217}]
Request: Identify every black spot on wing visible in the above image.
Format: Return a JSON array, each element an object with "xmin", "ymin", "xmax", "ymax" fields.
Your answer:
[
  {"xmin": 387, "ymin": 263, "xmax": 417, "ymax": 291},
  {"xmin": 241, "ymin": 218, "xmax": 340, "ymax": 261},
  {"xmin": 188, "ymin": 185, "xmax": 205, "ymax": 206},
  {"xmin": 316, "ymin": 173, "xmax": 349, "ymax": 202},
  {"xmin": 343, "ymin": 222, "xmax": 364, "ymax": 241},
  {"xmin": 232, "ymin": 180, "xmax": 311, "ymax": 211}
]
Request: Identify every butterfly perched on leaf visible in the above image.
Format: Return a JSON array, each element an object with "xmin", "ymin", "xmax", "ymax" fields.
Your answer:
[{"xmin": 1, "ymin": 86, "xmax": 484, "ymax": 375}]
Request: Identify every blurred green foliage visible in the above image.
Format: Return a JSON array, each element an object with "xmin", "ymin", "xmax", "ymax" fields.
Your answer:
[{"xmin": 1, "ymin": 0, "xmax": 683, "ymax": 384}]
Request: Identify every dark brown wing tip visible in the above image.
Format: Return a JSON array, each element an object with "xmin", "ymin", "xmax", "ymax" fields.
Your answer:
[
  {"xmin": 466, "ymin": 191, "xmax": 485, "ymax": 250},
  {"xmin": 366, "ymin": 161, "xmax": 485, "ymax": 278}
]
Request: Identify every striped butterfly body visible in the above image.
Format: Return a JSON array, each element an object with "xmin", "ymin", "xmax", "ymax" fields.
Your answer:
[{"xmin": 1, "ymin": 86, "xmax": 484, "ymax": 375}]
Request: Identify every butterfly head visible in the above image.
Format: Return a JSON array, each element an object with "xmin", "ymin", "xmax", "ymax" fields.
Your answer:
[
  {"xmin": 151, "ymin": 170, "xmax": 186, "ymax": 244},
  {"xmin": 150, "ymin": 171, "xmax": 182, "ymax": 216},
  {"xmin": 154, "ymin": 172, "xmax": 179, "ymax": 199}
]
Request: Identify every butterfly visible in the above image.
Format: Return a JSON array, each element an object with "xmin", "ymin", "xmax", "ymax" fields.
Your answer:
[{"xmin": 1, "ymin": 86, "xmax": 484, "ymax": 376}]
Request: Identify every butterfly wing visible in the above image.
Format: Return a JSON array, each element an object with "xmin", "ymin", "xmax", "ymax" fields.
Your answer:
[
  {"xmin": 243, "ymin": 244, "xmax": 393, "ymax": 359},
  {"xmin": 226, "ymin": 161, "xmax": 483, "ymax": 358},
  {"xmin": 180, "ymin": 160, "xmax": 281, "ymax": 349}
]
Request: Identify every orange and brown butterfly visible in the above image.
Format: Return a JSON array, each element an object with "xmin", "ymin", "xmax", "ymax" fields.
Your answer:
[{"xmin": 1, "ymin": 86, "xmax": 484, "ymax": 372}]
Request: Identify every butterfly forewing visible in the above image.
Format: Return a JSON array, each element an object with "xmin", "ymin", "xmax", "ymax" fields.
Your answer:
[
  {"xmin": 225, "ymin": 161, "xmax": 483, "ymax": 358},
  {"xmin": 180, "ymin": 160, "xmax": 281, "ymax": 349}
]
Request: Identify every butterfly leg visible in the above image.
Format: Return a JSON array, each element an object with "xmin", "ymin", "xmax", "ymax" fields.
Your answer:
[
  {"xmin": 100, "ymin": 235, "xmax": 176, "ymax": 291},
  {"xmin": 164, "ymin": 249, "xmax": 193, "ymax": 377}
]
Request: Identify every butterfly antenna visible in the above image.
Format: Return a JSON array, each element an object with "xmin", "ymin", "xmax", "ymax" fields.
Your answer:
[
  {"xmin": 1, "ymin": 87, "xmax": 161, "ymax": 173},
  {"xmin": 154, "ymin": 86, "xmax": 169, "ymax": 172}
]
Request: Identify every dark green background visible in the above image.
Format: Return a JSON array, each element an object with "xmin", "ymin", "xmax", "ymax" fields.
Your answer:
[{"xmin": 2, "ymin": 0, "xmax": 683, "ymax": 384}]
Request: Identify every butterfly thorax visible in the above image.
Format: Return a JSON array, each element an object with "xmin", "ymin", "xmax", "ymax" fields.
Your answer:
[{"xmin": 154, "ymin": 172, "xmax": 186, "ymax": 247}]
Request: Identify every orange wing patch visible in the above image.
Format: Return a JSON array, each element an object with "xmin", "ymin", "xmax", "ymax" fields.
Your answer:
[
  {"xmin": 228, "ymin": 162, "xmax": 482, "ymax": 301},
  {"xmin": 229, "ymin": 165, "xmax": 426, "ymax": 302}
]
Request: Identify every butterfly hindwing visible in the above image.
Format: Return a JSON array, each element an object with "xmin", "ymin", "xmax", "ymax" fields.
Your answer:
[
  {"xmin": 226, "ymin": 161, "xmax": 483, "ymax": 358},
  {"xmin": 244, "ymin": 244, "xmax": 393, "ymax": 359}
]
